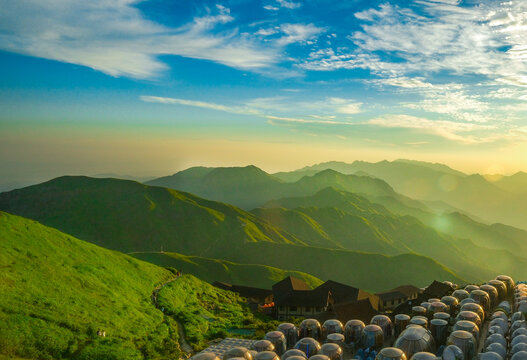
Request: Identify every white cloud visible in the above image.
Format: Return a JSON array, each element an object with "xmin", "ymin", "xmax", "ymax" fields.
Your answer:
[
  {"xmin": 276, "ymin": 0, "xmax": 302, "ymax": 9},
  {"xmin": 404, "ymin": 88, "xmax": 491, "ymax": 123},
  {"xmin": 374, "ymin": 77, "xmax": 434, "ymax": 89},
  {"xmin": 140, "ymin": 96, "xmax": 260, "ymax": 116},
  {"xmin": 0, "ymin": 1, "xmax": 291, "ymax": 78},
  {"xmin": 301, "ymin": 1, "xmax": 527, "ymax": 87},
  {"xmin": 263, "ymin": 5, "xmax": 279, "ymax": 11},
  {"xmin": 141, "ymin": 94, "xmax": 362, "ymax": 121},
  {"xmin": 266, "ymin": 115, "xmax": 354, "ymax": 125},
  {"xmin": 277, "ymin": 23, "xmax": 325, "ymax": 45},
  {"xmin": 486, "ymin": 88, "xmax": 527, "ymax": 100},
  {"xmin": 327, "ymin": 97, "xmax": 363, "ymax": 114},
  {"xmin": 367, "ymin": 115, "xmax": 495, "ymax": 144}
]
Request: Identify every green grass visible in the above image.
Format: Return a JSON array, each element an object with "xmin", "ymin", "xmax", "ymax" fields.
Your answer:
[
  {"xmin": 0, "ymin": 211, "xmax": 182, "ymax": 359},
  {"xmin": 157, "ymin": 274, "xmax": 278, "ymax": 350},
  {"xmin": 0, "ymin": 176, "xmax": 305, "ymax": 255},
  {"xmin": 216, "ymin": 242, "xmax": 465, "ymax": 293},
  {"xmin": 0, "ymin": 212, "xmax": 268, "ymax": 359},
  {"xmin": 130, "ymin": 252, "xmax": 323, "ymax": 289}
]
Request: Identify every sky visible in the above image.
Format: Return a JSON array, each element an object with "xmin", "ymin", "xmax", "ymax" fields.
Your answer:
[{"xmin": 1, "ymin": 0, "xmax": 527, "ymax": 186}]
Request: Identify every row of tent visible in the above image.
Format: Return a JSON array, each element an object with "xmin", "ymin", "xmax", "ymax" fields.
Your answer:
[{"xmin": 191, "ymin": 275, "xmax": 527, "ymax": 360}]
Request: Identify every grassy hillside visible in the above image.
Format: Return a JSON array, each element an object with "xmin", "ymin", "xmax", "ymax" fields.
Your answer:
[
  {"xmin": 0, "ymin": 177, "xmax": 466, "ymax": 293},
  {"xmin": 0, "ymin": 211, "xmax": 272, "ymax": 359},
  {"xmin": 0, "ymin": 211, "xmax": 180, "ymax": 360},
  {"xmin": 0, "ymin": 176, "xmax": 304, "ymax": 254},
  {"xmin": 255, "ymin": 188, "xmax": 527, "ymax": 281},
  {"xmin": 131, "ymin": 252, "xmax": 324, "ymax": 289},
  {"xmin": 157, "ymin": 275, "xmax": 278, "ymax": 350},
  {"xmin": 365, "ymin": 192, "xmax": 527, "ymax": 264},
  {"xmin": 219, "ymin": 242, "xmax": 466, "ymax": 293}
]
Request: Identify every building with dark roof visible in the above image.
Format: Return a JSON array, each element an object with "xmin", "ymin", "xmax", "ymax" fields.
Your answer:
[
  {"xmin": 376, "ymin": 285, "xmax": 421, "ymax": 311},
  {"xmin": 273, "ymin": 277, "xmax": 332, "ymax": 320},
  {"xmin": 423, "ymin": 280, "xmax": 453, "ymax": 299},
  {"xmin": 325, "ymin": 296, "xmax": 381, "ymax": 323},
  {"xmin": 272, "ymin": 277, "xmax": 381, "ymax": 321}
]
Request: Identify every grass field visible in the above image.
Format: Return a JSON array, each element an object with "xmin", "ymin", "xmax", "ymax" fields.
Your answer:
[
  {"xmin": 0, "ymin": 212, "xmax": 268, "ymax": 359},
  {"xmin": 158, "ymin": 275, "xmax": 279, "ymax": 350}
]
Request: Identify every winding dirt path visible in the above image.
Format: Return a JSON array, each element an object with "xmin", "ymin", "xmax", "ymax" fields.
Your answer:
[{"xmin": 152, "ymin": 275, "xmax": 194, "ymax": 356}]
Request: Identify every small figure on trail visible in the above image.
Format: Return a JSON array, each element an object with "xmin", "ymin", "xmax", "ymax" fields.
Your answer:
[
  {"xmin": 102, "ymin": 330, "xmax": 106, "ymax": 337},
  {"xmin": 97, "ymin": 329, "xmax": 101, "ymax": 336}
]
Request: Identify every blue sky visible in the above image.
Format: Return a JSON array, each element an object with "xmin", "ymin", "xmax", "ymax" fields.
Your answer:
[{"xmin": 1, "ymin": 0, "xmax": 527, "ymax": 184}]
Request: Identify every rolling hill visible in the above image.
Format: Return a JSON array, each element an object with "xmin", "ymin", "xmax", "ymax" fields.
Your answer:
[
  {"xmin": 255, "ymin": 188, "xmax": 527, "ymax": 281},
  {"xmin": 0, "ymin": 176, "xmax": 305, "ymax": 254},
  {"xmin": 217, "ymin": 242, "xmax": 465, "ymax": 293},
  {"xmin": 0, "ymin": 176, "xmax": 466, "ymax": 292},
  {"xmin": 0, "ymin": 211, "xmax": 274, "ymax": 359},
  {"xmin": 130, "ymin": 252, "xmax": 324, "ymax": 289}
]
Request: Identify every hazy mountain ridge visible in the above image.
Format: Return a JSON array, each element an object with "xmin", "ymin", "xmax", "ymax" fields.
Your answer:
[
  {"xmin": 147, "ymin": 166, "xmax": 396, "ymax": 209},
  {"xmin": 489, "ymin": 171, "xmax": 527, "ymax": 194},
  {"xmin": 273, "ymin": 160, "xmax": 527, "ymax": 230},
  {"xmin": 256, "ymin": 188, "xmax": 527, "ymax": 280}
]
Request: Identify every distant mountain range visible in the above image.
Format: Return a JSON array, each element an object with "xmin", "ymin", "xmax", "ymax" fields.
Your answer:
[
  {"xmin": 273, "ymin": 160, "xmax": 527, "ymax": 230},
  {"xmin": 146, "ymin": 165, "xmax": 395, "ymax": 210}
]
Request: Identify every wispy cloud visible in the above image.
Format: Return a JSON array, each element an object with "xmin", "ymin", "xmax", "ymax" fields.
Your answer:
[
  {"xmin": 266, "ymin": 115, "xmax": 355, "ymax": 125},
  {"xmin": 277, "ymin": 23, "xmax": 325, "ymax": 45},
  {"xmin": 263, "ymin": 5, "xmax": 279, "ymax": 11},
  {"xmin": 140, "ymin": 95, "xmax": 362, "ymax": 123},
  {"xmin": 276, "ymin": 0, "xmax": 302, "ymax": 10},
  {"xmin": 367, "ymin": 115, "xmax": 495, "ymax": 144},
  {"xmin": 300, "ymin": 1, "xmax": 527, "ymax": 88},
  {"xmin": 0, "ymin": 1, "xmax": 320, "ymax": 79},
  {"xmin": 403, "ymin": 88, "xmax": 492, "ymax": 123},
  {"xmin": 140, "ymin": 96, "xmax": 260, "ymax": 116}
]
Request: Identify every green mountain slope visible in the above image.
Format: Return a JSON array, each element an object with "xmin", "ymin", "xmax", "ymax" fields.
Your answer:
[
  {"xmin": 130, "ymin": 252, "xmax": 324, "ymax": 289},
  {"xmin": 0, "ymin": 177, "xmax": 465, "ymax": 292},
  {"xmin": 0, "ymin": 211, "xmax": 180, "ymax": 359},
  {"xmin": 255, "ymin": 188, "xmax": 501, "ymax": 282},
  {"xmin": 0, "ymin": 176, "xmax": 305, "ymax": 255},
  {"xmin": 219, "ymin": 242, "xmax": 465, "ymax": 293},
  {"xmin": 0, "ymin": 211, "xmax": 273, "ymax": 359},
  {"xmin": 257, "ymin": 187, "xmax": 527, "ymax": 281}
]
